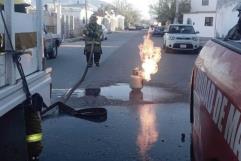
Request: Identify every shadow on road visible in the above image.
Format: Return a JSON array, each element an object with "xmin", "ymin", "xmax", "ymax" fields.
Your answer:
[{"xmin": 163, "ymin": 47, "xmax": 202, "ymax": 55}]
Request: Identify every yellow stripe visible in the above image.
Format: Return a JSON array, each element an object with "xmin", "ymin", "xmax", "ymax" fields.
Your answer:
[
  {"xmin": 26, "ymin": 133, "xmax": 42, "ymax": 143},
  {"xmin": 0, "ymin": 0, "xmax": 31, "ymax": 5}
]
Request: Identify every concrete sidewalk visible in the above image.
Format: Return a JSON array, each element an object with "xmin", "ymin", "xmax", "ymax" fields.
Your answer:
[
  {"xmin": 199, "ymin": 37, "xmax": 212, "ymax": 46},
  {"xmin": 63, "ymin": 36, "xmax": 84, "ymax": 43}
]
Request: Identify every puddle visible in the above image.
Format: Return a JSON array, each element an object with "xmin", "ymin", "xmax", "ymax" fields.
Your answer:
[
  {"xmin": 41, "ymin": 103, "xmax": 191, "ymax": 161},
  {"xmin": 52, "ymin": 83, "xmax": 185, "ymax": 105},
  {"xmin": 43, "ymin": 84, "xmax": 190, "ymax": 161}
]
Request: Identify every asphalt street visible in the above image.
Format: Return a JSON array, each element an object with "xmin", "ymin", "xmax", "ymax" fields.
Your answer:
[
  {"xmin": 48, "ymin": 31, "xmax": 141, "ymax": 89},
  {"xmin": 42, "ymin": 30, "xmax": 198, "ymax": 161}
]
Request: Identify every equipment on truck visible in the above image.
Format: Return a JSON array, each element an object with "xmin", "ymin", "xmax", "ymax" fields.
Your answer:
[
  {"xmin": 0, "ymin": 1, "xmax": 49, "ymax": 161},
  {"xmin": 0, "ymin": 1, "xmax": 106, "ymax": 161}
]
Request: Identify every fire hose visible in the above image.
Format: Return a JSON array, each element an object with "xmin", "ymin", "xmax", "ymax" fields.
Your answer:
[
  {"xmin": 0, "ymin": 8, "xmax": 106, "ymax": 161},
  {"xmin": 40, "ymin": 41, "xmax": 105, "ymax": 115}
]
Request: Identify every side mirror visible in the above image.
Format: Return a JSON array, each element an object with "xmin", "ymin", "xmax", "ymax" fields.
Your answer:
[{"xmin": 195, "ymin": 31, "xmax": 200, "ymax": 34}]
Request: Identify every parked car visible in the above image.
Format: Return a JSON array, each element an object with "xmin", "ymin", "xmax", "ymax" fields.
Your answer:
[
  {"xmin": 135, "ymin": 25, "xmax": 144, "ymax": 30},
  {"xmin": 128, "ymin": 26, "xmax": 137, "ymax": 30},
  {"xmin": 163, "ymin": 24, "xmax": 199, "ymax": 52},
  {"xmin": 44, "ymin": 33, "xmax": 62, "ymax": 59},
  {"xmin": 101, "ymin": 24, "xmax": 108, "ymax": 41},
  {"xmin": 152, "ymin": 26, "xmax": 165, "ymax": 37}
]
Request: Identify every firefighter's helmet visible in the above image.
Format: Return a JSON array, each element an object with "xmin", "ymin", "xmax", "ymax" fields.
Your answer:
[
  {"xmin": 89, "ymin": 14, "xmax": 97, "ymax": 23},
  {"xmin": 237, "ymin": 4, "xmax": 241, "ymax": 11}
]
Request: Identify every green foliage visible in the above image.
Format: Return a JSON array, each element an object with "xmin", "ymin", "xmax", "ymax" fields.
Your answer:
[
  {"xmin": 96, "ymin": 0, "xmax": 140, "ymax": 27},
  {"xmin": 150, "ymin": 0, "xmax": 191, "ymax": 24},
  {"xmin": 113, "ymin": 0, "xmax": 140, "ymax": 26},
  {"xmin": 178, "ymin": 0, "xmax": 191, "ymax": 22},
  {"xmin": 96, "ymin": 4, "xmax": 115, "ymax": 17}
]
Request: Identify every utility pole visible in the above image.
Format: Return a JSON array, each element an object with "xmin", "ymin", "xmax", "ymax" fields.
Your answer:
[
  {"xmin": 85, "ymin": 0, "xmax": 88, "ymax": 24},
  {"xmin": 174, "ymin": 0, "xmax": 179, "ymax": 24},
  {"xmin": 53, "ymin": 0, "xmax": 56, "ymax": 10}
]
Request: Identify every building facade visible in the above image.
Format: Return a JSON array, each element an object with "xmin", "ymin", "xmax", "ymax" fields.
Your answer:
[
  {"xmin": 215, "ymin": 0, "xmax": 241, "ymax": 38},
  {"xmin": 184, "ymin": 0, "xmax": 241, "ymax": 38},
  {"xmin": 183, "ymin": 0, "xmax": 218, "ymax": 38},
  {"xmin": 61, "ymin": 3, "xmax": 96, "ymax": 38}
]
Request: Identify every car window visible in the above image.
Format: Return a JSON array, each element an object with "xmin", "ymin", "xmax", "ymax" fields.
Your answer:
[
  {"xmin": 169, "ymin": 25, "xmax": 195, "ymax": 34},
  {"xmin": 154, "ymin": 27, "xmax": 164, "ymax": 31}
]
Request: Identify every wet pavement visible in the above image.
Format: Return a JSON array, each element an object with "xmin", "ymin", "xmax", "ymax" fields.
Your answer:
[
  {"xmin": 43, "ymin": 31, "xmax": 195, "ymax": 161},
  {"xmin": 52, "ymin": 83, "xmax": 188, "ymax": 106},
  {"xmin": 41, "ymin": 84, "xmax": 191, "ymax": 161},
  {"xmin": 41, "ymin": 105, "xmax": 190, "ymax": 161}
]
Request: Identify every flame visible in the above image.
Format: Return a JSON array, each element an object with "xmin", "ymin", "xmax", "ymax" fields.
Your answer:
[
  {"xmin": 137, "ymin": 105, "xmax": 159, "ymax": 160},
  {"xmin": 139, "ymin": 32, "xmax": 162, "ymax": 81}
]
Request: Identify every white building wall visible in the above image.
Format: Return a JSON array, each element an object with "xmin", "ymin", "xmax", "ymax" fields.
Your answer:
[
  {"xmin": 62, "ymin": 9, "xmax": 80, "ymax": 20},
  {"xmin": 183, "ymin": 13, "xmax": 216, "ymax": 37},
  {"xmin": 56, "ymin": 4, "xmax": 62, "ymax": 35},
  {"xmin": 116, "ymin": 15, "xmax": 125, "ymax": 30},
  {"xmin": 215, "ymin": 0, "xmax": 241, "ymax": 38},
  {"xmin": 191, "ymin": 0, "xmax": 218, "ymax": 12},
  {"xmin": 82, "ymin": 10, "xmax": 94, "ymax": 24}
]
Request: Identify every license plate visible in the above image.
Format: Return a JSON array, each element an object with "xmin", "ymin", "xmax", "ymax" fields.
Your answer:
[{"xmin": 180, "ymin": 44, "xmax": 187, "ymax": 48}]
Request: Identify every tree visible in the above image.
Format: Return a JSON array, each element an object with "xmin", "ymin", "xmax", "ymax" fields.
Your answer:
[
  {"xmin": 95, "ymin": 4, "xmax": 115, "ymax": 17},
  {"xmin": 95, "ymin": 0, "xmax": 140, "ymax": 27},
  {"xmin": 150, "ymin": 0, "xmax": 191, "ymax": 24},
  {"xmin": 177, "ymin": 0, "xmax": 191, "ymax": 23},
  {"xmin": 113, "ymin": 0, "xmax": 140, "ymax": 27}
]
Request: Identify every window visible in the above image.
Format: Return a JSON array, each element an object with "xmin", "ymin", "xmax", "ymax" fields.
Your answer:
[
  {"xmin": 169, "ymin": 25, "xmax": 195, "ymax": 34},
  {"xmin": 187, "ymin": 18, "xmax": 192, "ymax": 25},
  {"xmin": 204, "ymin": 17, "xmax": 213, "ymax": 26},
  {"xmin": 202, "ymin": 0, "xmax": 209, "ymax": 6}
]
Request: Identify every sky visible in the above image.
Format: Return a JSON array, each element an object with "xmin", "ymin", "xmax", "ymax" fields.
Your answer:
[{"xmin": 102, "ymin": 0, "xmax": 157, "ymax": 19}]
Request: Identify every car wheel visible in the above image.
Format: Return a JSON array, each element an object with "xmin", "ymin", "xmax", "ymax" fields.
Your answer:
[
  {"xmin": 163, "ymin": 44, "xmax": 171, "ymax": 53},
  {"xmin": 44, "ymin": 48, "xmax": 48, "ymax": 58},
  {"xmin": 49, "ymin": 47, "xmax": 58, "ymax": 59}
]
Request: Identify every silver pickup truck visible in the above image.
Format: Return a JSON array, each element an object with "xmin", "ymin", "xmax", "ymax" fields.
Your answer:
[{"xmin": 44, "ymin": 33, "xmax": 61, "ymax": 59}]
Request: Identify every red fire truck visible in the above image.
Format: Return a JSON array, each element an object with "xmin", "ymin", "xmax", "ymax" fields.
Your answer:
[
  {"xmin": 191, "ymin": 38, "xmax": 241, "ymax": 161},
  {"xmin": 190, "ymin": 1, "xmax": 241, "ymax": 160}
]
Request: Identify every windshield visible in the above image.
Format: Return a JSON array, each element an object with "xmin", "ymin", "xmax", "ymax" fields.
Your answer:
[
  {"xmin": 169, "ymin": 25, "xmax": 195, "ymax": 34},
  {"xmin": 155, "ymin": 27, "xmax": 164, "ymax": 31}
]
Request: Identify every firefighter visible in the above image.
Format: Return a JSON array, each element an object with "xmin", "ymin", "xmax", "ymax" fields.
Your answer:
[
  {"xmin": 83, "ymin": 14, "xmax": 103, "ymax": 67},
  {"xmin": 224, "ymin": 4, "xmax": 241, "ymax": 40}
]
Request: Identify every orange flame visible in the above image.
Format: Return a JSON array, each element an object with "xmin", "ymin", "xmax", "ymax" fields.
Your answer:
[
  {"xmin": 139, "ymin": 32, "xmax": 162, "ymax": 81},
  {"xmin": 137, "ymin": 105, "xmax": 159, "ymax": 160}
]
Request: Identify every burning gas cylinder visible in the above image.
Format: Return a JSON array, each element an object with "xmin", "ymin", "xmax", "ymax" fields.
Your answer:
[
  {"xmin": 130, "ymin": 32, "xmax": 162, "ymax": 90},
  {"xmin": 130, "ymin": 68, "xmax": 144, "ymax": 90}
]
